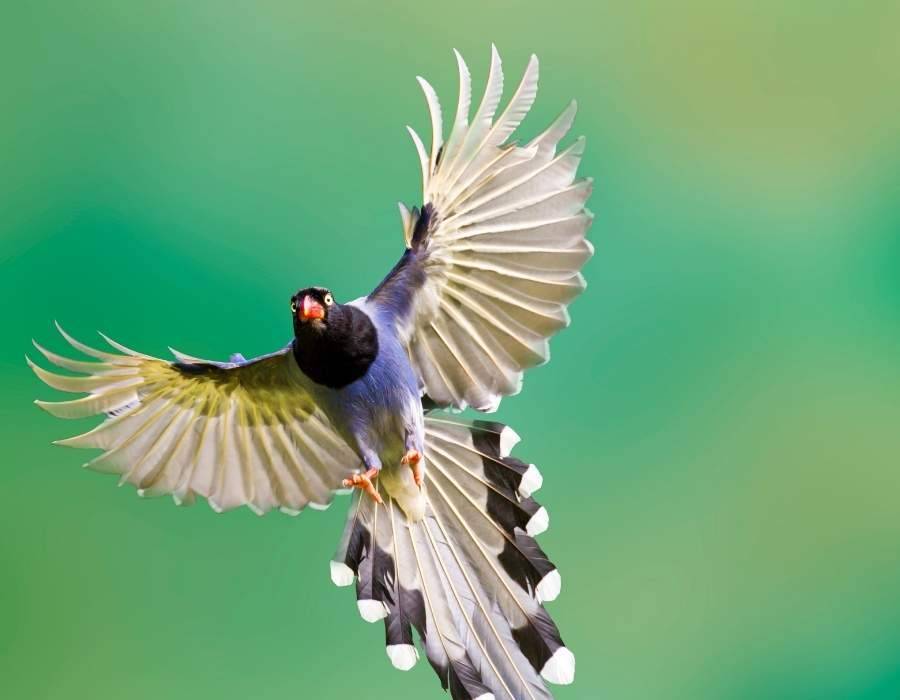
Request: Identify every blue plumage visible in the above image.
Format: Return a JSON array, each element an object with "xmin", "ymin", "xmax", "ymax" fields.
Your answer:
[
  {"xmin": 288, "ymin": 284, "xmax": 428, "ymax": 511},
  {"xmin": 317, "ymin": 297, "xmax": 424, "ymax": 472}
]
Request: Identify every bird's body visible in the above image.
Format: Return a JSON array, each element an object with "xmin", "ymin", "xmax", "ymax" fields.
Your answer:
[
  {"xmin": 30, "ymin": 47, "xmax": 593, "ymax": 699},
  {"xmin": 306, "ymin": 296, "xmax": 427, "ymax": 518}
]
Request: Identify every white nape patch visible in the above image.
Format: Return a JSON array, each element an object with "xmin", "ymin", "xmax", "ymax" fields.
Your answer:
[
  {"xmin": 536, "ymin": 569, "xmax": 561, "ymax": 603},
  {"xmin": 541, "ymin": 646, "xmax": 575, "ymax": 685},
  {"xmin": 308, "ymin": 502, "xmax": 330, "ymax": 511},
  {"xmin": 386, "ymin": 643, "xmax": 419, "ymax": 671},
  {"xmin": 357, "ymin": 598, "xmax": 388, "ymax": 622},
  {"xmin": 499, "ymin": 426, "xmax": 521, "ymax": 457},
  {"xmin": 329, "ymin": 561, "xmax": 355, "ymax": 587},
  {"xmin": 518, "ymin": 464, "xmax": 543, "ymax": 498},
  {"xmin": 279, "ymin": 506, "xmax": 301, "ymax": 517},
  {"xmin": 526, "ymin": 506, "xmax": 549, "ymax": 537}
]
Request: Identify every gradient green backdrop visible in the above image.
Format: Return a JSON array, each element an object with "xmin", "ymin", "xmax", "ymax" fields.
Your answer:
[{"xmin": 2, "ymin": 2, "xmax": 898, "ymax": 698}]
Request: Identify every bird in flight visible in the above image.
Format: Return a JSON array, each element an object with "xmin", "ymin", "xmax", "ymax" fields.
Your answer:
[{"xmin": 30, "ymin": 46, "xmax": 593, "ymax": 700}]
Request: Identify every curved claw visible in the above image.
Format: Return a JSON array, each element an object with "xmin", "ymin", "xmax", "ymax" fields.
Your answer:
[
  {"xmin": 401, "ymin": 449, "xmax": 424, "ymax": 487},
  {"xmin": 342, "ymin": 467, "xmax": 383, "ymax": 504}
]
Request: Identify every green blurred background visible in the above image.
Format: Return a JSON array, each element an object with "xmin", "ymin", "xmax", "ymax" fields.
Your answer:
[{"xmin": 2, "ymin": 1, "xmax": 898, "ymax": 698}]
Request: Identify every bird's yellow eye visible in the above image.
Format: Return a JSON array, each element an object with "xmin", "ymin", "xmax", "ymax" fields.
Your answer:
[
  {"xmin": 290, "ymin": 300, "xmax": 297, "ymax": 313},
  {"xmin": 324, "ymin": 294, "xmax": 333, "ymax": 306}
]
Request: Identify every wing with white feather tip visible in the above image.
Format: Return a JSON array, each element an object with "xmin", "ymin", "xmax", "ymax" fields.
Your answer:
[
  {"xmin": 370, "ymin": 46, "xmax": 593, "ymax": 412},
  {"xmin": 29, "ymin": 323, "xmax": 361, "ymax": 514}
]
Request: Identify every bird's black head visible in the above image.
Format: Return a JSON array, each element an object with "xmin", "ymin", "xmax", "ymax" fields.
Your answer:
[
  {"xmin": 289, "ymin": 285, "xmax": 379, "ymax": 388},
  {"xmin": 291, "ymin": 286, "xmax": 335, "ymax": 333}
]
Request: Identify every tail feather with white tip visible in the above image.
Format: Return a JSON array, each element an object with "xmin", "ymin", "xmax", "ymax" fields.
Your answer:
[{"xmin": 332, "ymin": 415, "xmax": 574, "ymax": 699}]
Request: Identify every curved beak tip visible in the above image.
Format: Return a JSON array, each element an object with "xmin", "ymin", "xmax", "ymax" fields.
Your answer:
[{"xmin": 300, "ymin": 296, "xmax": 326, "ymax": 321}]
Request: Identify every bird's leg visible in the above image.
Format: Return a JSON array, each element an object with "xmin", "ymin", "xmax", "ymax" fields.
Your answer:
[
  {"xmin": 401, "ymin": 431, "xmax": 424, "ymax": 488},
  {"xmin": 343, "ymin": 451, "xmax": 383, "ymax": 504}
]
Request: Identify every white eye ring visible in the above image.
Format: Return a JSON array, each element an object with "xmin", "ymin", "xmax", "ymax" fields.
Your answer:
[
  {"xmin": 290, "ymin": 301, "xmax": 297, "ymax": 313},
  {"xmin": 324, "ymin": 294, "xmax": 333, "ymax": 306}
]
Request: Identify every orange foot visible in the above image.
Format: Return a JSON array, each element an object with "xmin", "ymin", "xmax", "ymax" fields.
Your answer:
[
  {"xmin": 401, "ymin": 449, "xmax": 424, "ymax": 487},
  {"xmin": 342, "ymin": 467, "xmax": 383, "ymax": 504}
]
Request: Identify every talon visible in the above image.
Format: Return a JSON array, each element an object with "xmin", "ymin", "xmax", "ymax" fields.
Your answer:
[
  {"xmin": 342, "ymin": 467, "xmax": 383, "ymax": 504},
  {"xmin": 401, "ymin": 449, "xmax": 424, "ymax": 487}
]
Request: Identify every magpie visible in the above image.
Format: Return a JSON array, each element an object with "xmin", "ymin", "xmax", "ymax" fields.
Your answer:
[{"xmin": 30, "ymin": 46, "xmax": 593, "ymax": 699}]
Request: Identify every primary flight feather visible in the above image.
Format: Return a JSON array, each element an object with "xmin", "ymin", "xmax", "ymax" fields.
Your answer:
[{"xmin": 30, "ymin": 46, "xmax": 592, "ymax": 699}]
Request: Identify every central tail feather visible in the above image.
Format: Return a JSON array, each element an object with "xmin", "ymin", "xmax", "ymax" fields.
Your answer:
[{"xmin": 331, "ymin": 416, "xmax": 574, "ymax": 699}]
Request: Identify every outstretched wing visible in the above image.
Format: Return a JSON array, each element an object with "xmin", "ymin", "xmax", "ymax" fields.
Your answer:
[
  {"xmin": 370, "ymin": 46, "xmax": 593, "ymax": 412},
  {"xmin": 29, "ymin": 323, "xmax": 361, "ymax": 514}
]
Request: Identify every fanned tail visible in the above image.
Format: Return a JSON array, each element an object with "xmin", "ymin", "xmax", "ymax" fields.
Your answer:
[{"xmin": 331, "ymin": 416, "xmax": 573, "ymax": 699}]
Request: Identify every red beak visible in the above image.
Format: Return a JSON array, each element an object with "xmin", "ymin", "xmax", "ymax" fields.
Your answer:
[{"xmin": 300, "ymin": 295, "xmax": 325, "ymax": 321}]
